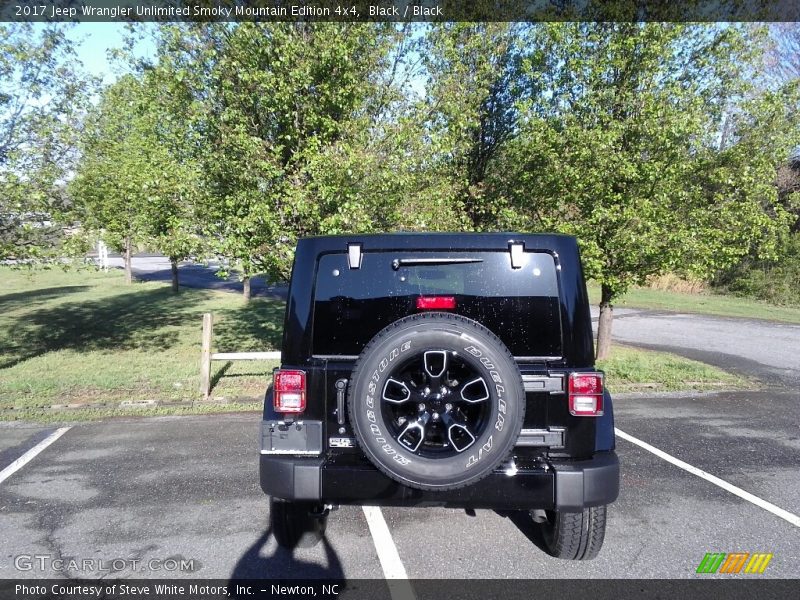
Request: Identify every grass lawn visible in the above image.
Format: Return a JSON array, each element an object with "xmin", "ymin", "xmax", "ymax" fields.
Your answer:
[
  {"xmin": 587, "ymin": 281, "xmax": 800, "ymax": 324},
  {"xmin": 597, "ymin": 345, "xmax": 750, "ymax": 393},
  {"xmin": 0, "ymin": 267, "xmax": 282, "ymax": 421},
  {"xmin": 0, "ymin": 267, "xmax": 749, "ymax": 422}
]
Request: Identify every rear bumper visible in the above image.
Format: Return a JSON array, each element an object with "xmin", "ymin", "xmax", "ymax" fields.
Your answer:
[{"xmin": 260, "ymin": 451, "xmax": 619, "ymax": 511}]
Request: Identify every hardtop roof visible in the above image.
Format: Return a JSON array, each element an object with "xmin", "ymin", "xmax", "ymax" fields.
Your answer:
[{"xmin": 297, "ymin": 232, "xmax": 578, "ymax": 253}]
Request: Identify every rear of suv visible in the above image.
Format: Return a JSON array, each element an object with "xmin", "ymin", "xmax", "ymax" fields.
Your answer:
[{"xmin": 260, "ymin": 233, "xmax": 619, "ymax": 559}]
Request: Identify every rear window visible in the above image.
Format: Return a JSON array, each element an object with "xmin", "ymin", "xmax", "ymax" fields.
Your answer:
[{"xmin": 311, "ymin": 251, "xmax": 562, "ymax": 358}]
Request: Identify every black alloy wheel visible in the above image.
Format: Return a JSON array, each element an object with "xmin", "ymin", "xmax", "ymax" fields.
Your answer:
[{"xmin": 381, "ymin": 349, "xmax": 492, "ymax": 457}]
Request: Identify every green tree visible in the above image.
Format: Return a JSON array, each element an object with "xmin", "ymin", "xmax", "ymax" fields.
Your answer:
[
  {"xmin": 0, "ymin": 24, "xmax": 93, "ymax": 261},
  {"xmin": 72, "ymin": 76, "xmax": 150, "ymax": 283},
  {"xmin": 72, "ymin": 66, "xmax": 203, "ymax": 290},
  {"xmin": 766, "ymin": 23, "xmax": 800, "ymax": 231},
  {"xmin": 159, "ymin": 23, "xmax": 409, "ymax": 299},
  {"xmin": 496, "ymin": 23, "xmax": 799, "ymax": 359},
  {"xmin": 419, "ymin": 23, "xmax": 522, "ymax": 230},
  {"xmin": 137, "ymin": 64, "xmax": 204, "ymax": 292}
]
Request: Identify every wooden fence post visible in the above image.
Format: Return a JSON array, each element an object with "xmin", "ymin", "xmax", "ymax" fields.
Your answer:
[{"xmin": 200, "ymin": 313, "xmax": 213, "ymax": 399}]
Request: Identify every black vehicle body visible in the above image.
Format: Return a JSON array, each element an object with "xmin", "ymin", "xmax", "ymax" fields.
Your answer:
[{"xmin": 260, "ymin": 233, "xmax": 619, "ymax": 517}]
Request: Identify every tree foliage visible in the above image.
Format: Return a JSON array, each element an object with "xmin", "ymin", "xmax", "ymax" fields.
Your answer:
[
  {"xmin": 71, "ymin": 68, "xmax": 202, "ymax": 287},
  {"xmin": 71, "ymin": 76, "xmax": 150, "ymax": 281},
  {"xmin": 0, "ymin": 24, "xmax": 93, "ymax": 261},
  {"xmin": 492, "ymin": 23, "xmax": 800, "ymax": 357},
  {"xmin": 152, "ymin": 23, "xmax": 414, "ymax": 296},
  {"xmin": 419, "ymin": 23, "xmax": 522, "ymax": 230}
]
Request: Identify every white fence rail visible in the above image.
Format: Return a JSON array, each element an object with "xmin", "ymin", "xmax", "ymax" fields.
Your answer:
[
  {"xmin": 200, "ymin": 313, "xmax": 280, "ymax": 399},
  {"xmin": 211, "ymin": 351, "xmax": 281, "ymax": 361}
]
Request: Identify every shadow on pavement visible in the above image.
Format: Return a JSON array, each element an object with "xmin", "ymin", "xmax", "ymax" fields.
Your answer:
[
  {"xmin": 495, "ymin": 509, "xmax": 551, "ymax": 556},
  {"xmin": 227, "ymin": 527, "xmax": 344, "ymax": 585}
]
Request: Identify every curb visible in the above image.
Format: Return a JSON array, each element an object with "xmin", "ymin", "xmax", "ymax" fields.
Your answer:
[
  {"xmin": 612, "ymin": 388, "xmax": 758, "ymax": 400},
  {"xmin": 0, "ymin": 396, "xmax": 262, "ymax": 416}
]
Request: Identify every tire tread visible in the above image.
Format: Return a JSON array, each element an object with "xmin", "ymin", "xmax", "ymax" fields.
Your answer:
[
  {"xmin": 347, "ymin": 312, "xmax": 525, "ymax": 492},
  {"xmin": 547, "ymin": 505, "xmax": 607, "ymax": 560}
]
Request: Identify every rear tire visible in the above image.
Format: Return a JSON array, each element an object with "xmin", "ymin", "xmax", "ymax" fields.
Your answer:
[
  {"xmin": 270, "ymin": 497, "xmax": 328, "ymax": 549},
  {"xmin": 348, "ymin": 312, "xmax": 525, "ymax": 491},
  {"xmin": 536, "ymin": 505, "xmax": 607, "ymax": 560}
]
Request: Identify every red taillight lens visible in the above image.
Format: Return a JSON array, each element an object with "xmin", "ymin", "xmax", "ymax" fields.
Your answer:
[
  {"xmin": 568, "ymin": 372, "xmax": 604, "ymax": 416},
  {"xmin": 416, "ymin": 296, "xmax": 456, "ymax": 310},
  {"xmin": 273, "ymin": 369, "xmax": 306, "ymax": 413}
]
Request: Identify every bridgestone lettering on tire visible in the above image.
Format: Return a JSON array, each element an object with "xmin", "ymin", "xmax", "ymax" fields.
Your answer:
[{"xmin": 348, "ymin": 312, "xmax": 525, "ymax": 491}]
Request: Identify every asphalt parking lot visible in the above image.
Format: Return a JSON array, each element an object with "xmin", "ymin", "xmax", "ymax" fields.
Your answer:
[{"xmin": 1, "ymin": 388, "xmax": 798, "ymax": 581}]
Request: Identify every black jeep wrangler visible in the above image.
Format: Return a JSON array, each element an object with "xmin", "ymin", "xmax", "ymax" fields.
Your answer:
[{"xmin": 260, "ymin": 233, "xmax": 619, "ymax": 560}]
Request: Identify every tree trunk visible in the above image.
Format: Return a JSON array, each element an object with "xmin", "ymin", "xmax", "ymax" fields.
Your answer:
[
  {"xmin": 170, "ymin": 258, "xmax": 179, "ymax": 293},
  {"xmin": 242, "ymin": 276, "xmax": 251, "ymax": 302},
  {"xmin": 123, "ymin": 237, "xmax": 133, "ymax": 285},
  {"xmin": 596, "ymin": 283, "xmax": 614, "ymax": 361}
]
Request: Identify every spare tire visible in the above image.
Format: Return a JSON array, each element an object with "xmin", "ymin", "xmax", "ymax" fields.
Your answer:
[{"xmin": 348, "ymin": 312, "xmax": 525, "ymax": 491}]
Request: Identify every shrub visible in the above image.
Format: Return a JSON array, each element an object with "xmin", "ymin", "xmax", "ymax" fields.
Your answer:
[{"xmin": 714, "ymin": 233, "xmax": 800, "ymax": 306}]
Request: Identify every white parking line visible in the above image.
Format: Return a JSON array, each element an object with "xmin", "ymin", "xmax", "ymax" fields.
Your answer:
[
  {"xmin": 0, "ymin": 427, "xmax": 71, "ymax": 485},
  {"xmin": 362, "ymin": 506, "xmax": 409, "ymax": 578},
  {"xmin": 362, "ymin": 506, "xmax": 416, "ymax": 600},
  {"xmin": 615, "ymin": 427, "xmax": 800, "ymax": 528}
]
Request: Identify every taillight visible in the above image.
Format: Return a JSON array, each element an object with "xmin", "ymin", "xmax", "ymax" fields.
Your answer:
[
  {"xmin": 568, "ymin": 372, "xmax": 604, "ymax": 416},
  {"xmin": 273, "ymin": 369, "xmax": 306, "ymax": 414},
  {"xmin": 416, "ymin": 296, "xmax": 456, "ymax": 310}
]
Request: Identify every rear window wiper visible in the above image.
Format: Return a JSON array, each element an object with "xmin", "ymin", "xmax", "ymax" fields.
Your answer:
[{"xmin": 391, "ymin": 257, "xmax": 483, "ymax": 270}]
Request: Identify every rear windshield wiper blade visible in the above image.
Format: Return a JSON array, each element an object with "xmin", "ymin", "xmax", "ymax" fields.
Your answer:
[{"xmin": 391, "ymin": 257, "xmax": 483, "ymax": 270}]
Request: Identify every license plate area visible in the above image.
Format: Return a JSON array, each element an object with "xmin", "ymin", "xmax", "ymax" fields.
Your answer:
[{"xmin": 261, "ymin": 420, "xmax": 323, "ymax": 455}]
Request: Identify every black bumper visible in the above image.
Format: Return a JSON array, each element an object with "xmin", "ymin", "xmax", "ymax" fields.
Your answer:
[{"xmin": 260, "ymin": 451, "xmax": 619, "ymax": 511}]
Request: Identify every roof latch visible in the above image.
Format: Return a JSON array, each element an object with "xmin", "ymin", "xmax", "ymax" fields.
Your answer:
[
  {"xmin": 347, "ymin": 243, "xmax": 363, "ymax": 269},
  {"xmin": 509, "ymin": 242, "xmax": 525, "ymax": 269}
]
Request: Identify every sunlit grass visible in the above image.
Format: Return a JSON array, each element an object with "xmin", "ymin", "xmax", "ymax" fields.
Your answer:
[
  {"xmin": 0, "ymin": 266, "xmax": 283, "ymax": 420},
  {"xmin": 587, "ymin": 281, "xmax": 800, "ymax": 323},
  {"xmin": 598, "ymin": 345, "xmax": 750, "ymax": 393}
]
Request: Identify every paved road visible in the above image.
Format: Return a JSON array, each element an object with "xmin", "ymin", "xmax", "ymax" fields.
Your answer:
[
  {"xmin": 1, "ymin": 389, "xmax": 798, "ymax": 581},
  {"xmin": 592, "ymin": 307, "xmax": 800, "ymax": 388},
  {"xmin": 99, "ymin": 255, "xmax": 288, "ymax": 299}
]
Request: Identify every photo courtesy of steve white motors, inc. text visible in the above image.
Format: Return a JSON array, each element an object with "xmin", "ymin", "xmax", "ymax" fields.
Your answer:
[{"xmin": 13, "ymin": 583, "xmax": 342, "ymax": 597}]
